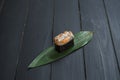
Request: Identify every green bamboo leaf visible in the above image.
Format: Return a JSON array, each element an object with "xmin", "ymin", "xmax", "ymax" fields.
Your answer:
[{"xmin": 28, "ymin": 31, "xmax": 93, "ymax": 68}]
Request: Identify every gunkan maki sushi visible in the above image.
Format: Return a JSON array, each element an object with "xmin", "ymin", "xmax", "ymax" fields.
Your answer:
[{"xmin": 54, "ymin": 31, "xmax": 74, "ymax": 52}]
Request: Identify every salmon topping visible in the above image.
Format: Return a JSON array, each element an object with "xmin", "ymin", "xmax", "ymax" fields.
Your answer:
[{"xmin": 54, "ymin": 31, "xmax": 74, "ymax": 46}]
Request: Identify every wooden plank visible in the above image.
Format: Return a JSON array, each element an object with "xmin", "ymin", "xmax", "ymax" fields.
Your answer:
[
  {"xmin": 15, "ymin": 0, "xmax": 53, "ymax": 80},
  {"xmin": 79, "ymin": 0, "xmax": 120, "ymax": 80},
  {"xmin": 104, "ymin": 0, "xmax": 120, "ymax": 70},
  {"xmin": 0, "ymin": 0, "xmax": 28, "ymax": 80},
  {"xmin": 51, "ymin": 0, "xmax": 85, "ymax": 80}
]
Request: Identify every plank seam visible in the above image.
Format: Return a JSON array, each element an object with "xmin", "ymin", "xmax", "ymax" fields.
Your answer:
[
  {"xmin": 102, "ymin": 0, "xmax": 120, "ymax": 75},
  {"xmin": 50, "ymin": 0, "xmax": 56, "ymax": 80},
  {"xmin": 78, "ymin": 0, "xmax": 86, "ymax": 80},
  {"xmin": 14, "ymin": 0, "xmax": 29, "ymax": 80}
]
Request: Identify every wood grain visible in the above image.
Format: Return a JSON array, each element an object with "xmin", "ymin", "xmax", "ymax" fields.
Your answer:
[
  {"xmin": 0, "ymin": 0, "xmax": 5, "ymax": 13},
  {"xmin": 15, "ymin": 0, "xmax": 53, "ymax": 80},
  {"xmin": 104, "ymin": 0, "xmax": 120, "ymax": 71},
  {"xmin": 0, "ymin": 0, "xmax": 28, "ymax": 80},
  {"xmin": 79, "ymin": 0, "xmax": 120, "ymax": 79}
]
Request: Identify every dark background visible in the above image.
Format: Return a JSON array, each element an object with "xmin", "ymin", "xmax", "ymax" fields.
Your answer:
[{"xmin": 0, "ymin": 0, "xmax": 120, "ymax": 80}]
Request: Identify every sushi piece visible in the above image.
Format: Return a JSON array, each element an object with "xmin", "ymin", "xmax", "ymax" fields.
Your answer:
[{"xmin": 54, "ymin": 31, "xmax": 74, "ymax": 52}]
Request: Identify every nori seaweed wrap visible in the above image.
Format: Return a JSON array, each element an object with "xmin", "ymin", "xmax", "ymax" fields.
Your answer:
[{"xmin": 54, "ymin": 31, "xmax": 74, "ymax": 52}]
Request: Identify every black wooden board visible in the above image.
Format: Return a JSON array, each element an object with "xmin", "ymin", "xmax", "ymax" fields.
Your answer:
[
  {"xmin": 0, "ymin": 0, "xmax": 28, "ymax": 80},
  {"xmin": 15, "ymin": 0, "xmax": 53, "ymax": 80},
  {"xmin": 51, "ymin": 0, "xmax": 85, "ymax": 80},
  {"xmin": 0, "ymin": 0, "xmax": 120, "ymax": 80},
  {"xmin": 79, "ymin": 0, "xmax": 120, "ymax": 80},
  {"xmin": 104, "ymin": 0, "xmax": 120, "ymax": 70}
]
